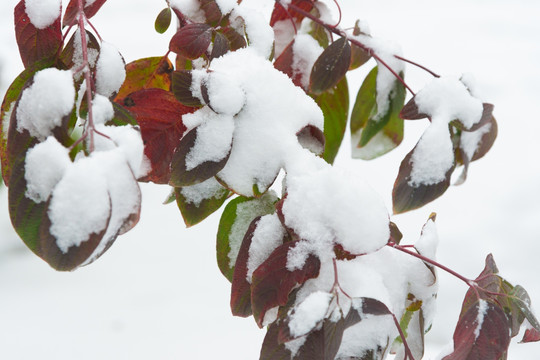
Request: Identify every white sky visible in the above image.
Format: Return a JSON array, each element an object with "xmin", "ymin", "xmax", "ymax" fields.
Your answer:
[{"xmin": 1, "ymin": 0, "xmax": 539, "ymax": 359}]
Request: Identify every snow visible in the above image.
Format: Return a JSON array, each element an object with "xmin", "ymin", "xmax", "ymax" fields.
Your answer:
[
  {"xmin": 414, "ymin": 76, "xmax": 483, "ymax": 130},
  {"xmin": 246, "ymin": 213, "xmax": 285, "ymax": 283},
  {"xmin": 24, "ymin": 137, "xmax": 71, "ymax": 203},
  {"xmin": 205, "ymin": 71, "xmax": 245, "ymax": 115},
  {"xmin": 85, "ymin": 0, "xmax": 97, "ymax": 7},
  {"xmin": 91, "ymin": 94, "xmax": 114, "ymax": 125},
  {"xmin": 24, "ymin": 0, "xmax": 60, "ymax": 29},
  {"xmin": 169, "ymin": 0, "xmax": 205, "ymax": 23},
  {"xmin": 95, "ymin": 42, "xmax": 126, "ymax": 99},
  {"xmin": 16, "ymin": 68, "xmax": 75, "ymax": 141},
  {"xmin": 292, "ymin": 33, "xmax": 324, "ymax": 89},
  {"xmin": 283, "ymin": 165, "xmax": 390, "ymax": 270},
  {"xmin": 415, "ymin": 218, "xmax": 439, "ymax": 260},
  {"xmin": 180, "ymin": 177, "xmax": 227, "ymax": 206},
  {"xmin": 231, "ymin": 5, "xmax": 274, "ymax": 58},
  {"xmin": 49, "ymin": 155, "xmax": 111, "ymax": 254},
  {"xmin": 185, "ymin": 113, "xmax": 234, "ymax": 170},
  {"xmin": 71, "ymin": 29, "xmax": 99, "ymax": 75},
  {"xmin": 460, "ymin": 122, "xmax": 492, "ymax": 161},
  {"xmin": 474, "ymin": 299, "xmax": 488, "ymax": 339},
  {"xmin": 288, "ymin": 291, "xmax": 332, "ymax": 338}
]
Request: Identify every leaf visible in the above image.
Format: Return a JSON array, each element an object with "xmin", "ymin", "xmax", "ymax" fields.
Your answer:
[
  {"xmin": 274, "ymin": 40, "xmax": 303, "ymax": 88},
  {"xmin": 508, "ymin": 285, "xmax": 540, "ymax": 333},
  {"xmin": 115, "ymin": 57, "xmax": 173, "ymax": 103},
  {"xmin": 14, "ymin": 0, "xmax": 63, "ymax": 68},
  {"xmin": 221, "ymin": 27, "xmax": 247, "ymax": 51},
  {"xmin": 443, "ymin": 300, "xmax": 510, "ymax": 360},
  {"xmin": 107, "ymin": 102, "xmax": 137, "ymax": 126},
  {"xmin": 200, "ymin": 0, "xmax": 222, "ymax": 27},
  {"xmin": 460, "ymin": 254, "xmax": 501, "ymax": 318},
  {"xmin": 296, "ymin": 125, "xmax": 325, "ymax": 156},
  {"xmin": 521, "ymin": 327, "xmax": 540, "ymax": 343},
  {"xmin": 216, "ymin": 193, "xmax": 278, "ymax": 282},
  {"xmin": 351, "ymin": 67, "xmax": 405, "ymax": 160},
  {"xmin": 392, "ymin": 149, "xmax": 454, "ymax": 214},
  {"xmin": 171, "ymin": 70, "xmax": 203, "ymax": 107},
  {"xmin": 174, "ymin": 178, "xmax": 231, "ymax": 227},
  {"xmin": 309, "ymin": 38, "xmax": 351, "ymax": 95},
  {"xmin": 121, "ymin": 88, "xmax": 196, "ymax": 184},
  {"xmin": 210, "ymin": 31, "xmax": 230, "ymax": 60},
  {"xmin": 251, "ymin": 240, "xmax": 321, "ymax": 327},
  {"xmin": 169, "ymin": 127, "xmax": 231, "ymax": 187},
  {"xmin": 313, "ymin": 76, "xmax": 349, "ymax": 164},
  {"xmin": 230, "ymin": 216, "xmax": 261, "ymax": 317},
  {"xmin": 63, "ymin": 0, "xmax": 108, "ymax": 27},
  {"xmin": 169, "ymin": 23, "xmax": 213, "ymax": 60},
  {"xmin": 270, "ymin": 0, "xmax": 314, "ymax": 26},
  {"xmin": 155, "ymin": 7, "xmax": 172, "ymax": 34}
]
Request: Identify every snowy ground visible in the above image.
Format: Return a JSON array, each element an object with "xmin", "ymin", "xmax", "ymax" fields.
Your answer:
[{"xmin": 1, "ymin": 0, "xmax": 540, "ymax": 359}]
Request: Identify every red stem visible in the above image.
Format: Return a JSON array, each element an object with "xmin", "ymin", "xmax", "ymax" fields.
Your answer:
[
  {"xmin": 392, "ymin": 314, "xmax": 416, "ymax": 360},
  {"xmin": 78, "ymin": 0, "xmax": 95, "ymax": 152},
  {"xmin": 394, "ymin": 55, "xmax": 440, "ymax": 78}
]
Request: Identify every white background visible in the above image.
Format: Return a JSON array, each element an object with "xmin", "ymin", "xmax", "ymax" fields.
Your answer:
[{"xmin": 1, "ymin": 0, "xmax": 539, "ymax": 359}]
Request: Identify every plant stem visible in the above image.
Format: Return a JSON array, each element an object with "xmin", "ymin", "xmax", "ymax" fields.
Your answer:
[
  {"xmin": 78, "ymin": 0, "xmax": 95, "ymax": 152},
  {"xmin": 394, "ymin": 55, "xmax": 440, "ymax": 78},
  {"xmin": 392, "ymin": 314, "xmax": 415, "ymax": 360}
]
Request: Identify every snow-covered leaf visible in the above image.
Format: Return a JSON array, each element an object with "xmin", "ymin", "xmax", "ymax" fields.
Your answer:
[
  {"xmin": 59, "ymin": 30, "xmax": 100, "ymax": 70},
  {"xmin": 309, "ymin": 38, "xmax": 351, "ymax": 95},
  {"xmin": 216, "ymin": 193, "xmax": 278, "ymax": 282},
  {"xmin": 115, "ymin": 57, "xmax": 173, "ymax": 102},
  {"xmin": 63, "ymin": 0, "xmax": 108, "ymax": 27},
  {"xmin": 251, "ymin": 240, "xmax": 321, "ymax": 327},
  {"xmin": 154, "ymin": 7, "xmax": 172, "ymax": 34},
  {"xmin": 392, "ymin": 148, "xmax": 454, "ymax": 214},
  {"xmin": 312, "ymin": 76, "xmax": 349, "ymax": 164},
  {"xmin": 274, "ymin": 40, "xmax": 303, "ymax": 88},
  {"xmin": 270, "ymin": 0, "xmax": 314, "ymax": 27},
  {"xmin": 174, "ymin": 178, "xmax": 231, "ymax": 227},
  {"xmin": 296, "ymin": 124, "xmax": 325, "ymax": 156},
  {"xmin": 14, "ymin": 0, "xmax": 63, "ymax": 69},
  {"xmin": 171, "ymin": 70, "xmax": 203, "ymax": 107},
  {"xmin": 169, "ymin": 23, "xmax": 213, "ymax": 60},
  {"xmin": 122, "ymin": 88, "xmax": 195, "ymax": 184}
]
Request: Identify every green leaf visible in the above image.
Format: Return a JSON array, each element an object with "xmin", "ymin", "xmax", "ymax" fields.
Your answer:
[
  {"xmin": 309, "ymin": 37, "xmax": 351, "ymax": 95},
  {"xmin": 115, "ymin": 57, "xmax": 173, "ymax": 103},
  {"xmin": 351, "ymin": 66, "xmax": 405, "ymax": 160},
  {"xmin": 509, "ymin": 285, "xmax": 540, "ymax": 332},
  {"xmin": 216, "ymin": 193, "xmax": 278, "ymax": 282},
  {"xmin": 175, "ymin": 178, "xmax": 231, "ymax": 227},
  {"xmin": 312, "ymin": 76, "xmax": 349, "ymax": 164},
  {"xmin": 155, "ymin": 7, "xmax": 172, "ymax": 34}
]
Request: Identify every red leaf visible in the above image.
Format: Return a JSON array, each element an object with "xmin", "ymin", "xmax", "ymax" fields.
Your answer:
[
  {"xmin": 270, "ymin": 0, "xmax": 314, "ymax": 26},
  {"xmin": 296, "ymin": 124, "xmax": 325, "ymax": 155},
  {"xmin": 444, "ymin": 300, "xmax": 510, "ymax": 360},
  {"xmin": 221, "ymin": 27, "xmax": 247, "ymax": 51},
  {"xmin": 14, "ymin": 0, "xmax": 63, "ymax": 68},
  {"xmin": 274, "ymin": 40, "xmax": 303, "ymax": 88},
  {"xmin": 230, "ymin": 216, "xmax": 261, "ymax": 317},
  {"xmin": 522, "ymin": 327, "xmax": 540, "ymax": 343},
  {"xmin": 210, "ymin": 31, "xmax": 230, "ymax": 60},
  {"xmin": 251, "ymin": 241, "xmax": 321, "ymax": 328},
  {"xmin": 121, "ymin": 88, "xmax": 196, "ymax": 184},
  {"xmin": 63, "ymin": 0, "xmax": 108, "ymax": 27},
  {"xmin": 169, "ymin": 23, "xmax": 213, "ymax": 60}
]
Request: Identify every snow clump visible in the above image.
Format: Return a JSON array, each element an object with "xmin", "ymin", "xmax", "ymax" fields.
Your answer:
[{"xmin": 25, "ymin": 0, "xmax": 61, "ymax": 29}]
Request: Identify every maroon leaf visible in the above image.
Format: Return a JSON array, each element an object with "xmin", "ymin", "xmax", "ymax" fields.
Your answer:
[
  {"xmin": 392, "ymin": 150, "xmax": 454, "ymax": 214},
  {"xmin": 14, "ymin": 0, "xmax": 63, "ymax": 68},
  {"xmin": 274, "ymin": 40, "xmax": 303, "ymax": 88},
  {"xmin": 260, "ymin": 322, "xmax": 295, "ymax": 360},
  {"xmin": 251, "ymin": 241, "xmax": 321, "ymax": 327},
  {"xmin": 121, "ymin": 88, "xmax": 196, "ymax": 183},
  {"xmin": 63, "ymin": 0, "xmax": 108, "ymax": 27},
  {"xmin": 221, "ymin": 27, "xmax": 247, "ymax": 51},
  {"xmin": 230, "ymin": 216, "xmax": 262, "ymax": 317},
  {"xmin": 169, "ymin": 23, "xmax": 213, "ymax": 60},
  {"xmin": 171, "ymin": 70, "xmax": 203, "ymax": 107},
  {"xmin": 399, "ymin": 97, "xmax": 428, "ymax": 120},
  {"xmin": 200, "ymin": 0, "xmax": 222, "ymax": 26},
  {"xmin": 169, "ymin": 127, "xmax": 232, "ymax": 187},
  {"xmin": 270, "ymin": 0, "xmax": 314, "ymax": 26},
  {"xmin": 522, "ymin": 327, "xmax": 540, "ymax": 343},
  {"xmin": 210, "ymin": 31, "xmax": 230, "ymax": 60},
  {"xmin": 309, "ymin": 38, "xmax": 351, "ymax": 95},
  {"xmin": 443, "ymin": 300, "xmax": 510, "ymax": 360},
  {"xmin": 296, "ymin": 124, "xmax": 325, "ymax": 156}
]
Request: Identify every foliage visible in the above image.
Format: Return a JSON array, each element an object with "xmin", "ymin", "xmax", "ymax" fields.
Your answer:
[{"xmin": 0, "ymin": 0, "xmax": 535, "ymax": 359}]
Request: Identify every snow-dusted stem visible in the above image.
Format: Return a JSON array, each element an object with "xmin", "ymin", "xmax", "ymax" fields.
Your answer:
[
  {"xmin": 282, "ymin": 1, "xmax": 418, "ymax": 95},
  {"xmin": 77, "ymin": 0, "xmax": 95, "ymax": 152},
  {"xmin": 392, "ymin": 314, "xmax": 415, "ymax": 360}
]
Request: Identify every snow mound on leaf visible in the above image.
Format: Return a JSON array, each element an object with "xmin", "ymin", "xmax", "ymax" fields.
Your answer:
[
  {"xmin": 16, "ymin": 68, "xmax": 75, "ymax": 140},
  {"xmin": 288, "ymin": 291, "xmax": 332, "ymax": 338},
  {"xmin": 95, "ymin": 42, "xmax": 126, "ymax": 98},
  {"xmin": 24, "ymin": 136, "xmax": 71, "ymax": 203},
  {"xmin": 25, "ymin": 0, "xmax": 60, "ymax": 29},
  {"xmin": 283, "ymin": 165, "xmax": 390, "ymax": 270}
]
